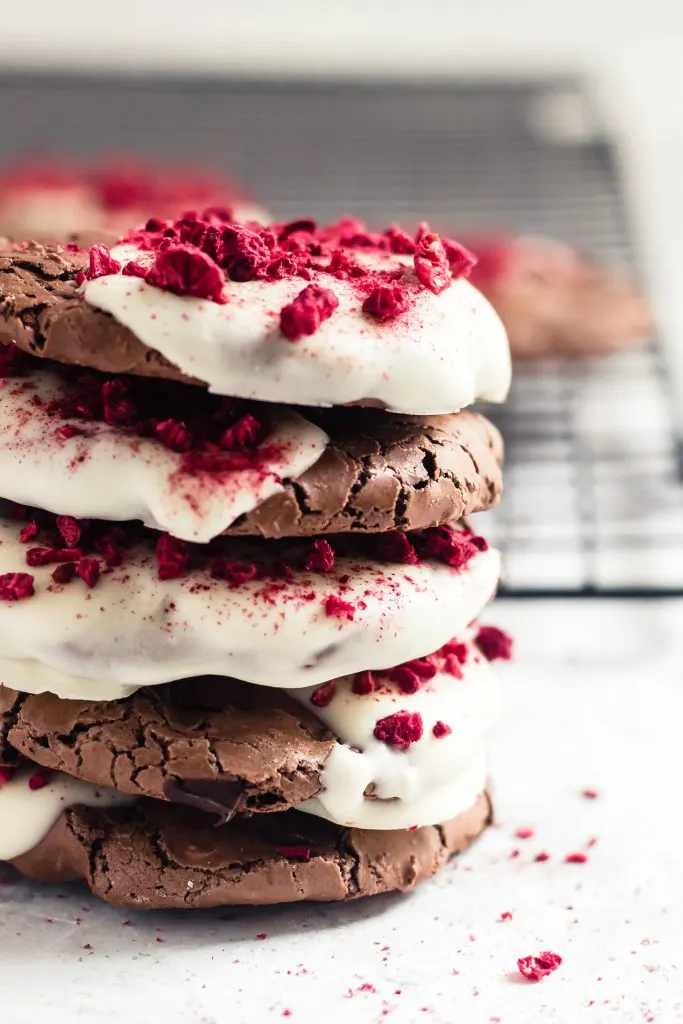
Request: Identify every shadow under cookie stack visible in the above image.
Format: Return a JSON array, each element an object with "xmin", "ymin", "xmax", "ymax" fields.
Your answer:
[{"xmin": 0, "ymin": 212, "xmax": 512, "ymax": 908}]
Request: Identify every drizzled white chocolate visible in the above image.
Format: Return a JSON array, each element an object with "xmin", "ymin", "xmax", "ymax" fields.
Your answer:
[
  {"xmin": 84, "ymin": 245, "xmax": 511, "ymax": 415},
  {"xmin": 0, "ymin": 368, "xmax": 328, "ymax": 543},
  {"xmin": 0, "ymin": 765, "xmax": 132, "ymax": 861},
  {"xmin": 293, "ymin": 644, "xmax": 498, "ymax": 830}
]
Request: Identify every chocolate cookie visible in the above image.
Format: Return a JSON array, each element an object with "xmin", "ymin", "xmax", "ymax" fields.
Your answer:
[
  {"xmin": 0, "ymin": 679, "xmax": 335, "ymax": 819},
  {"xmin": 469, "ymin": 235, "xmax": 652, "ymax": 359},
  {"xmin": 0, "ymin": 218, "xmax": 511, "ymax": 416},
  {"xmin": 11, "ymin": 790, "xmax": 492, "ymax": 907},
  {"xmin": 0, "ymin": 343, "xmax": 504, "ymax": 538},
  {"xmin": 0, "ymin": 158, "xmax": 266, "ymax": 244}
]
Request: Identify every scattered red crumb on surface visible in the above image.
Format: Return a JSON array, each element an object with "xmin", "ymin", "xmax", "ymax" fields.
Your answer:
[
  {"xmin": 310, "ymin": 681, "xmax": 336, "ymax": 708},
  {"xmin": 432, "ymin": 721, "xmax": 452, "ymax": 738},
  {"xmin": 373, "ymin": 710, "xmax": 424, "ymax": 749},
  {"xmin": 515, "ymin": 827, "xmax": 534, "ymax": 840},
  {"xmin": 0, "ymin": 571, "xmax": 35, "ymax": 601},
  {"xmin": 256, "ymin": 933, "xmax": 268, "ymax": 941},
  {"xmin": 586, "ymin": 837, "xmax": 598, "ymax": 848},
  {"xmin": 0, "ymin": 767, "xmax": 15, "ymax": 785},
  {"xmin": 509, "ymin": 849, "xmax": 520, "ymax": 859},
  {"xmin": 517, "ymin": 951, "xmax": 562, "ymax": 981},
  {"xmin": 500, "ymin": 911, "xmax": 513, "ymax": 921},
  {"xmin": 565, "ymin": 852, "xmax": 588, "ymax": 864},
  {"xmin": 279, "ymin": 284, "xmax": 339, "ymax": 341},
  {"xmin": 278, "ymin": 845, "xmax": 312, "ymax": 862},
  {"xmin": 582, "ymin": 789, "xmax": 599, "ymax": 799},
  {"xmin": 534, "ymin": 851, "xmax": 551, "ymax": 862}
]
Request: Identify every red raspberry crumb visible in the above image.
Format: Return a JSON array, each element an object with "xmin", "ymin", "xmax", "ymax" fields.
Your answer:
[
  {"xmin": 517, "ymin": 951, "xmax": 562, "ymax": 982},
  {"xmin": 375, "ymin": 532, "xmax": 420, "ymax": 565},
  {"xmin": 534, "ymin": 851, "xmax": 551, "ymax": 862},
  {"xmin": 0, "ymin": 572, "xmax": 35, "ymax": 601},
  {"xmin": 515, "ymin": 828, "xmax": 534, "ymax": 840},
  {"xmin": 210, "ymin": 559, "xmax": 257, "ymax": 587},
  {"xmin": 146, "ymin": 244, "xmax": 227, "ymax": 304},
  {"xmin": 565, "ymin": 852, "xmax": 588, "ymax": 864},
  {"xmin": 278, "ymin": 845, "xmax": 312, "ymax": 862},
  {"xmin": 101, "ymin": 379, "xmax": 137, "ymax": 426},
  {"xmin": 155, "ymin": 418, "xmax": 194, "ymax": 453},
  {"xmin": 582, "ymin": 789, "xmax": 599, "ymax": 799},
  {"xmin": 432, "ymin": 721, "xmax": 452, "ymax": 738},
  {"xmin": 421, "ymin": 526, "xmax": 486, "ymax": 569},
  {"xmin": 26, "ymin": 547, "xmax": 83, "ymax": 567},
  {"xmin": 156, "ymin": 534, "xmax": 191, "ymax": 580},
  {"xmin": 256, "ymin": 933, "xmax": 268, "ymax": 941},
  {"xmin": 304, "ymin": 539, "xmax": 335, "ymax": 573},
  {"xmin": 324, "ymin": 595, "xmax": 356, "ymax": 620},
  {"xmin": 56, "ymin": 424, "xmax": 84, "ymax": 440},
  {"xmin": 28, "ymin": 769, "xmax": 52, "ymax": 791},
  {"xmin": 475, "ymin": 625, "xmax": 513, "ymax": 662},
  {"xmin": 279, "ymin": 284, "xmax": 339, "ymax": 341},
  {"xmin": 414, "ymin": 232, "xmax": 451, "ymax": 294},
  {"xmin": 51, "ymin": 563, "xmax": 76, "ymax": 585},
  {"xmin": 362, "ymin": 284, "xmax": 410, "ymax": 321},
  {"xmin": 500, "ymin": 911, "xmax": 513, "ymax": 922},
  {"xmin": 121, "ymin": 260, "xmax": 148, "ymax": 278},
  {"xmin": 310, "ymin": 681, "xmax": 336, "ymax": 707},
  {"xmin": 56, "ymin": 515, "xmax": 83, "ymax": 548},
  {"xmin": 220, "ymin": 413, "xmax": 264, "ymax": 451},
  {"xmin": 352, "ymin": 670, "xmax": 377, "ymax": 695},
  {"xmin": 76, "ymin": 557, "xmax": 101, "ymax": 589},
  {"xmin": 19, "ymin": 521, "xmax": 39, "ymax": 544},
  {"xmin": 0, "ymin": 767, "xmax": 15, "ymax": 785},
  {"xmin": 85, "ymin": 244, "xmax": 121, "ymax": 280},
  {"xmin": 443, "ymin": 239, "xmax": 477, "ymax": 279},
  {"xmin": 384, "ymin": 224, "xmax": 417, "ymax": 254},
  {"xmin": 373, "ymin": 710, "xmax": 423, "ymax": 749}
]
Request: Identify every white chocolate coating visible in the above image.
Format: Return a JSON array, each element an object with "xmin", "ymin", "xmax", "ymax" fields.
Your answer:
[
  {"xmin": 293, "ymin": 647, "xmax": 498, "ymax": 830},
  {"xmin": 0, "ymin": 521, "xmax": 500, "ymax": 698},
  {"xmin": 0, "ymin": 369, "xmax": 328, "ymax": 543},
  {"xmin": 84, "ymin": 245, "xmax": 511, "ymax": 414},
  {"xmin": 0, "ymin": 765, "xmax": 132, "ymax": 862}
]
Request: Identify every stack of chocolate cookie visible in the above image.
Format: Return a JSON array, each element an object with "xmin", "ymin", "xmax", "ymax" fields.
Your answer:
[{"xmin": 0, "ymin": 213, "xmax": 511, "ymax": 908}]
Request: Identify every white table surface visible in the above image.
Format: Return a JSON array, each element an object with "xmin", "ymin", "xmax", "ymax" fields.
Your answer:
[{"xmin": 1, "ymin": 598, "xmax": 680, "ymax": 1024}]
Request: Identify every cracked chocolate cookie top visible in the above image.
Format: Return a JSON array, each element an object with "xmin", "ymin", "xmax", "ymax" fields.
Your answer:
[
  {"xmin": 9, "ymin": 777, "xmax": 492, "ymax": 908},
  {"xmin": 0, "ymin": 220, "xmax": 511, "ymax": 414}
]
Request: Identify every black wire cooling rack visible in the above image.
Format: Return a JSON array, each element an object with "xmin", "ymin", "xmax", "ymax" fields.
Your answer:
[{"xmin": 0, "ymin": 71, "xmax": 679, "ymax": 594}]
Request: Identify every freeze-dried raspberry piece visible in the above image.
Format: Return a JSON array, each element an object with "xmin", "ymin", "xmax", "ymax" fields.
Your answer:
[
  {"xmin": 278, "ymin": 845, "xmax": 312, "ymax": 862},
  {"xmin": 432, "ymin": 721, "xmax": 452, "ymax": 738},
  {"xmin": 0, "ymin": 572, "xmax": 35, "ymax": 601},
  {"xmin": 155, "ymin": 418, "xmax": 194, "ymax": 453},
  {"xmin": 475, "ymin": 625, "xmax": 513, "ymax": 662},
  {"xmin": 219, "ymin": 413, "xmax": 264, "ymax": 451},
  {"xmin": 443, "ymin": 238, "xmax": 477, "ymax": 279},
  {"xmin": 304, "ymin": 539, "xmax": 335, "ymax": 573},
  {"xmin": 374, "ymin": 532, "xmax": 419, "ymax": 565},
  {"xmin": 56, "ymin": 515, "xmax": 83, "ymax": 548},
  {"xmin": 156, "ymin": 534, "xmax": 191, "ymax": 580},
  {"xmin": 84, "ymin": 244, "xmax": 121, "ymax": 281},
  {"xmin": 279, "ymin": 284, "xmax": 339, "ymax": 341},
  {"xmin": 517, "ymin": 951, "xmax": 562, "ymax": 982},
  {"xmin": 414, "ymin": 232, "xmax": 451, "ymax": 294},
  {"xmin": 310, "ymin": 681, "xmax": 336, "ymax": 707},
  {"xmin": 210, "ymin": 559, "xmax": 258, "ymax": 587},
  {"xmin": 145, "ymin": 244, "xmax": 227, "ymax": 304},
  {"xmin": 421, "ymin": 526, "xmax": 487, "ymax": 569},
  {"xmin": 362, "ymin": 284, "xmax": 410, "ymax": 321},
  {"xmin": 373, "ymin": 710, "xmax": 423, "ymax": 749},
  {"xmin": 324, "ymin": 595, "xmax": 356, "ymax": 620},
  {"xmin": 352, "ymin": 670, "xmax": 377, "ymax": 695},
  {"xmin": 76, "ymin": 557, "xmax": 101, "ymax": 589}
]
